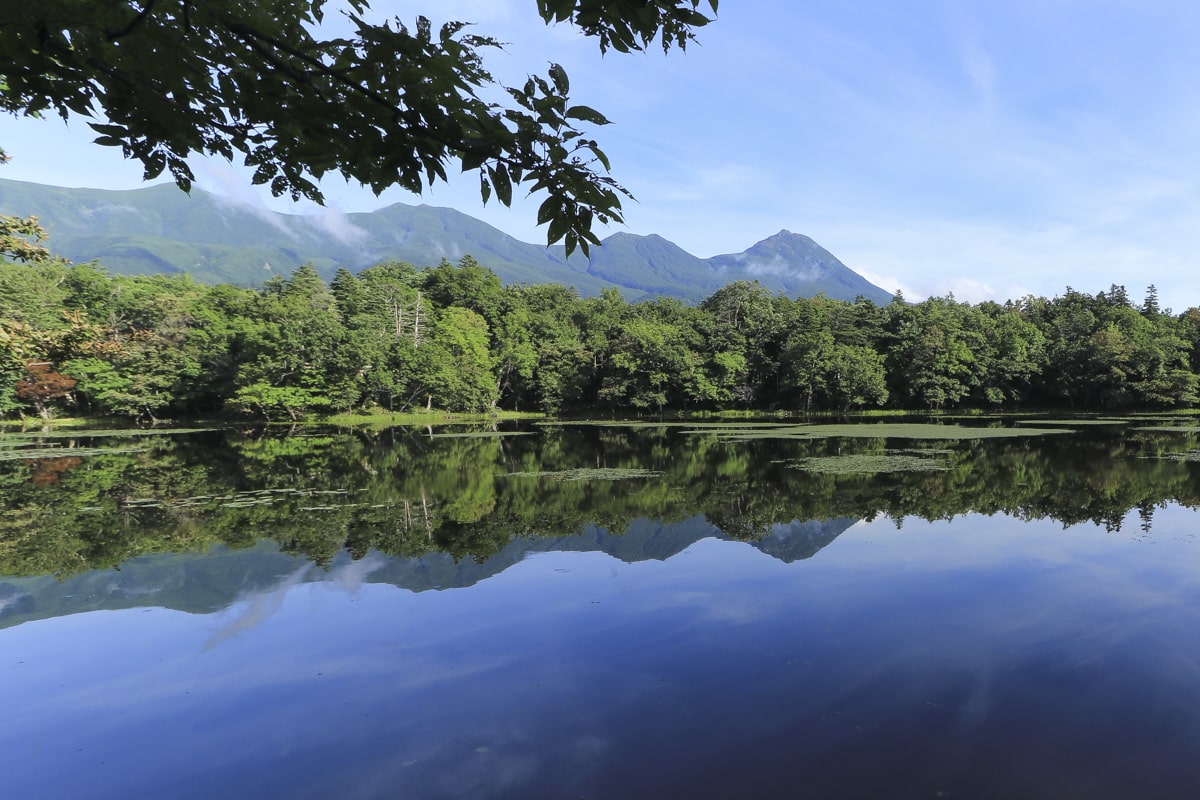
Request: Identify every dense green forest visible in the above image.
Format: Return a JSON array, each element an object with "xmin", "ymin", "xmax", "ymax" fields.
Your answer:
[{"xmin": 1, "ymin": 250, "xmax": 1198, "ymax": 420}]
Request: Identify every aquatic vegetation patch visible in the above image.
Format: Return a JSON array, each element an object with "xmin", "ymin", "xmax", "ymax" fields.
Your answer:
[
  {"xmin": 118, "ymin": 486, "xmax": 365, "ymax": 511},
  {"xmin": 1141, "ymin": 450, "xmax": 1200, "ymax": 462},
  {"xmin": 785, "ymin": 452, "xmax": 952, "ymax": 474},
  {"xmin": 1015, "ymin": 418, "xmax": 1133, "ymax": 426},
  {"xmin": 429, "ymin": 431, "xmax": 536, "ymax": 439},
  {"xmin": 0, "ymin": 427, "xmax": 216, "ymax": 441},
  {"xmin": 539, "ymin": 420, "xmax": 794, "ymax": 430},
  {"xmin": 325, "ymin": 410, "xmax": 543, "ymax": 429},
  {"xmin": 505, "ymin": 467, "xmax": 662, "ymax": 481},
  {"xmin": 1133, "ymin": 425, "xmax": 1200, "ymax": 433},
  {"xmin": 693, "ymin": 423, "xmax": 1074, "ymax": 441},
  {"xmin": 0, "ymin": 445, "xmax": 147, "ymax": 462}
]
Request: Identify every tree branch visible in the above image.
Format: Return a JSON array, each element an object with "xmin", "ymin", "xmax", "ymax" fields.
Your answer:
[{"xmin": 106, "ymin": 0, "xmax": 158, "ymax": 42}]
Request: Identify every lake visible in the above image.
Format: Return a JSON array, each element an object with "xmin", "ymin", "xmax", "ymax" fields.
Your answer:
[{"xmin": 3, "ymin": 416, "xmax": 1200, "ymax": 798}]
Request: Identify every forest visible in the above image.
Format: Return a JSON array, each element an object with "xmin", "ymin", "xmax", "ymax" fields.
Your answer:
[{"xmin": 1, "ymin": 252, "xmax": 1198, "ymax": 421}]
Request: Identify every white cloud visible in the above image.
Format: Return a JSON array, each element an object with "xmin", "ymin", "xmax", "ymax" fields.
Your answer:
[
  {"xmin": 852, "ymin": 267, "xmax": 918, "ymax": 301},
  {"xmin": 78, "ymin": 203, "xmax": 144, "ymax": 221},
  {"xmin": 308, "ymin": 210, "xmax": 371, "ymax": 247},
  {"xmin": 193, "ymin": 160, "xmax": 303, "ymax": 237},
  {"xmin": 204, "ymin": 564, "xmax": 312, "ymax": 649}
]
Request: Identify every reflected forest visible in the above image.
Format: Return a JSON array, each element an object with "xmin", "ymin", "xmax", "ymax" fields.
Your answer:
[{"xmin": 4, "ymin": 419, "xmax": 1200, "ymax": 580}]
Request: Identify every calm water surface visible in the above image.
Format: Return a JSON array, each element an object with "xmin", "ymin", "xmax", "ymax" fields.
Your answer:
[{"xmin": 3, "ymin": 419, "xmax": 1200, "ymax": 798}]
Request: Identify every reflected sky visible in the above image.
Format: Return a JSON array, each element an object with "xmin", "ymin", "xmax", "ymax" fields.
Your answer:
[{"xmin": 4, "ymin": 507, "xmax": 1200, "ymax": 799}]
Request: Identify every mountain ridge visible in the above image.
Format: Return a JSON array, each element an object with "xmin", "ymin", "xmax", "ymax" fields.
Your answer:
[{"xmin": 0, "ymin": 177, "xmax": 894, "ymax": 304}]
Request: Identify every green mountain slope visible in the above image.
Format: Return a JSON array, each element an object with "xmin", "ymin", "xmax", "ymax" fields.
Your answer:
[{"xmin": 0, "ymin": 177, "xmax": 892, "ymax": 302}]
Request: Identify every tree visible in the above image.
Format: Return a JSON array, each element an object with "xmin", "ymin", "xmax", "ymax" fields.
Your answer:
[
  {"xmin": 413, "ymin": 307, "xmax": 497, "ymax": 412},
  {"xmin": 490, "ymin": 287, "xmax": 540, "ymax": 409},
  {"xmin": 0, "ymin": 149, "xmax": 65, "ymax": 266},
  {"xmin": 824, "ymin": 344, "xmax": 888, "ymax": 410},
  {"xmin": 15, "ymin": 362, "xmax": 76, "ymax": 419},
  {"xmin": 517, "ymin": 283, "xmax": 590, "ymax": 413},
  {"xmin": 700, "ymin": 281, "xmax": 783, "ymax": 405},
  {"xmin": 420, "ymin": 256, "xmax": 504, "ymax": 328},
  {"xmin": 884, "ymin": 297, "xmax": 982, "ymax": 410},
  {"xmin": 776, "ymin": 297, "xmax": 889, "ymax": 412},
  {"xmin": 977, "ymin": 303, "xmax": 1045, "ymax": 405},
  {"xmin": 0, "ymin": 212, "xmax": 57, "ymax": 265},
  {"xmin": 598, "ymin": 301, "xmax": 704, "ymax": 412},
  {"xmin": 230, "ymin": 264, "xmax": 356, "ymax": 418},
  {"xmin": 0, "ymin": 1, "xmax": 717, "ymax": 254},
  {"xmin": 1143, "ymin": 284, "xmax": 1161, "ymax": 317},
  {"xmin": 332, "ymin": 262, "xmax": 426, "ymax": 411}
]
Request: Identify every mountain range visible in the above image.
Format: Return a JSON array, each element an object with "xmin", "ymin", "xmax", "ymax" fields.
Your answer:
[{"xmin": 0, "ymin": 177, "xmax": 893, "ymax": 303}]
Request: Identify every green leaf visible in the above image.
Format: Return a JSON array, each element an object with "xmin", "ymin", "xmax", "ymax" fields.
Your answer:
[
  {"xmin": 589, "ymin": 143, "xmax": 612, "ymax": 172},
  {"xmin": 565, "ymin": 105, "xmax": 610, "ymax": 126},
  {"xmin": 548, "ymin": 63, "xmax": 569, "ymax": 95},
  {"xmin": 460, "ymin": 146, "xmax": 489, "ymax": 172},
  {"xmin": 547, "ymin": 211, "xmax": 572, "ymax": 245},
  {"xmin": 537, "ymin": 197, "xmax": 560, "ymax": 226},
  {"xmin": 488, "ymin": 164, "xmax": 512, "ymax": 206}
]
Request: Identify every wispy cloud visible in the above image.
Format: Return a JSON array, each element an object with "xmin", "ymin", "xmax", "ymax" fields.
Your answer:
[
  {"xmin": 204, "ymin": 564, "xmax": 312, "ymax": 649},
  {"xmin": 194, "ymin": 160, "xmax": 300, "ymax": 237},
  {"xmin": 307, "ymin": 210, "xmax": 370, "ymax": 247}
]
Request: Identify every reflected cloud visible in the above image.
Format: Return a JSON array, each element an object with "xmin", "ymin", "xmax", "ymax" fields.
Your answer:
[
  {"xmin": 204, "ymin": 564, "xmax": 313, "ymax": 649},
  {"xmin": 326, "ymin": 553, "xmax": 386, "ymax": 594},
  {"xmin": 0, "ymin": 589, "xmax": 32, "ymax": 616},
  {"xmin": 203, "ymin": 555, "xmax": 388, "ymax": 649}
]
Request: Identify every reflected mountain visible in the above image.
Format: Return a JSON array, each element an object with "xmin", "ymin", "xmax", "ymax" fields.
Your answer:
[{"xmin": 0, "ymin": 515, "xmax": 859, "ymax": 629}]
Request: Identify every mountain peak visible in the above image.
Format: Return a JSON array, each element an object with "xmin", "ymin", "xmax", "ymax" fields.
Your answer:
[
  {"xmin": 762, "ymin": 228, "xmax": 815, "ymax": 245},
  {"xmin": 707, "ymin": 230, "xmax": 892, "ymax": 304}
]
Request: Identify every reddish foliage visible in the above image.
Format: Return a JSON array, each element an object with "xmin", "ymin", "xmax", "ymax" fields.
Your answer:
[
  {"xmin": 16, "ymin": 362, "xmax": 77, "ymax": 417},
  {"xmin": 29, "ymin": 456, "xmax": 83, "ymax": 486}
]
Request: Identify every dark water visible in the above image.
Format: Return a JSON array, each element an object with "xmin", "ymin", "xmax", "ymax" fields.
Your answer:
[{"xmin": 3, "ymin": 417, "xmax": 1200, "ymax": 798}]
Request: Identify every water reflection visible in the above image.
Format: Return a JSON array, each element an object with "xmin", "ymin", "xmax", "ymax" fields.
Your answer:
[
  {"xmin": 4, "ymin": 420, "xmax": 1200, "ymax": 797},
  {"xmin": 1, "ymin": 419, "xmax": 1200, "ymax": 580},
  {"xmin": 3, "ymin": 506, "xmax": 1200, "ymax": 798}
]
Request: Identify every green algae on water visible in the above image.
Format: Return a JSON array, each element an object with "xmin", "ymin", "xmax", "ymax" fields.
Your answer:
[
  {"xmin": 0, "ymin": 427, "xmax": 216, "ymax": 440},
  {"xmin": 1015, "ymin": 419, "xmax": 1134, "ymax": 426},
  {"xmin": 428, "ymin": 431, "xmax": 536, "ymax": 439},
  {"xmin": 691, "ymin": 423, "xmax": 1074, "ymax": 441},
  {"xmin": 0, "ymin": 445, "xmax": 147, "ymax": 461},
  {"xmin": 1141, "ymin": 450, "xmax": 1200, "ymax": 462},
  {"xmin": 1134, "ymin": 425, "xmax": 1200, "ymax": 432},
  {"xmin": 505, "ymin": 467, "xmax": 662, "ymax": 481},
  {"xmin": 785, "ymin": 452, "xmax": 952, "ymax": 474},
  {"xmin": 537, "ymin": 420, "xmax": 794, "ymax": 430}
]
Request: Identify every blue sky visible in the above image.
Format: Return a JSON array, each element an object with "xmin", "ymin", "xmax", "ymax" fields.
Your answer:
[{"xmin": 3, "ymin": 1, "xmax": 1200, "ymax": 306}]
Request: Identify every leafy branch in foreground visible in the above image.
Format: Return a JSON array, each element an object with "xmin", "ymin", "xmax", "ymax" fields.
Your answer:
[{"xmin": 0, "ymin": 1, "xmax": 717, "ymax": 255}]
